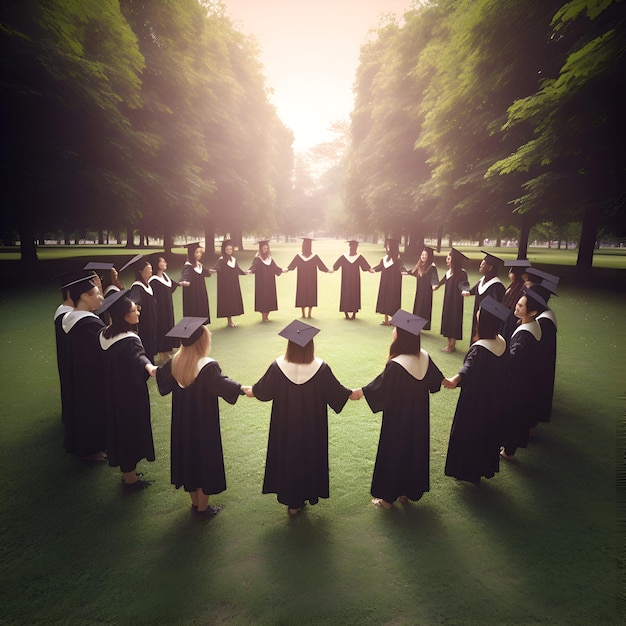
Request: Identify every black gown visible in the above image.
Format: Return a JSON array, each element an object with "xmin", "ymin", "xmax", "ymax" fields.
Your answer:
[
  {"xmin": 536, "ymin": 310, "xmax": 557, "ymax": 423},
  {"xmin": 213, "ymin": 256, "xmax": 245, "ymax": 318},
  {"xmin": 444, "ymin": 338, "xmax": 507, "ymax": 483},
  {"xmin": 501, "ymin": 321, "xmax": 542, "ymax": 453},
  {"xmin": 99, "ymin": 331, "xmax": 155, "ymax": 473},
  {"xmin": 287, "ymin": 254, "xmax": 329, "ymax": 308},
  {"xmin": 180, "ymin": 262, "xmax": 211, "ymax": 321},
  {"xmin": 157, "ymin": 358, "xmax": 242, "ymax": 494},
  {"xmin": 439, "ymin": 269, "xmax": 468, "ymax": 340},
  {"xmin": 149, "ymin": 273, "xmax": 179, "ymax": 353},
  {"xmin": 373, "ymin": 257, "xmax": 405, "ymax": 316},
  {"xmin": 362, "ymin": 353, "xmax": 443, "ymax": 502},
  {"xmin": 333, "ymin": 253, "xmax": 371, "ymax": 313},
  {"xmin": 129, "ymin": 281, "xmax": 157, "ymax": 363},
  {"xmin": 248, "ymin": 256, "xmax": 282, "ymax": 312},
  {"xmin": 468, "ymin": 277, "xmax": 505, "ymax": 338},
  {"xmin": 411, "ymin": 264, "xmax": 439, "ymax": 330},
  {"xmin": 54, "ymin": 304, "xmax": 73, "ymax": 424},
  {"xmin": 60, "ymin": 311, "xmax": 107, "ymax": 456},
  {"xmin": 252, "ymin": 358, "xmax": 351, "ymax": 507}
]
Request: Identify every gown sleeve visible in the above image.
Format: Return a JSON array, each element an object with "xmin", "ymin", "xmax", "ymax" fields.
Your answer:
[
  {"xmin": 321, "ymin": 363, "xmax": 351, "ymax": 414},
  {"xmin": 287, "ymin": 256, "xmax": 299, "ymax": 271},
  {"xmin": 425, "ymin": 357, "xmax": 444, "ymax": 393},
  {"xmin": 156, "ymin": 360, "xmax": 176, "ymax": 396},
  {"xmin": 358, "ymin": 256, "xmax": 372, "ymax": 271},
  {"xmin": 129, "ymin": 337, "xmax": 151, "ymax": 385},
  {"xmin": 315, "ymin": 256, "xmax": 330, "ymax": 272},
  {"xmin": 202, "ymin": 361, "xmax": 243, "ymax": 405},
  {"xmin": 252, "ymin": 362, "xmax": 277, "ymax": 402}
]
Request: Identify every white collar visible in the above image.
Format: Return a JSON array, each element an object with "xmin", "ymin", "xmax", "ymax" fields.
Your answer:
[
  {"xmin": 54, "ymin": 304, "xmax": 73, "ymax": 322},
  {"xmin": 382, "ymin": 255, "xmax": 396, "ymax": 269},
  {"xmin": 391, "ymin": 350, "xmax": 429, "ymax": 380},
  {"xmin": 185, "ymin": 261, "xmax": 204, "ymax": 274},
  {"xmin": 258, "ymin": 255, "xmax": 272, "ymax": 265},
  {"xmin": 220, "ymin": 256, "xmax": 236, "ymax": 268},
  {"xmin": 103, "ymin": 285, "xmax": 120, "ymax": 297},
  {"xmin": 512, "ymin": 320, "xmax": 542, "ymax": 341},
  {"xmin": 446, "ymin": 269, "xmax": 452, "ymax": 279},
  {"xmin": 62, "ymin": 310, "xmax": 98, "ymax": 334},
  {"xmin": 298, "ymin": 253, "xmax": 314, "ymax": 262},
  {"xmin": 537, "ymin": 309, "xmax": 557, "ymax": 329},
  {"xmin": 276, "ymin": 355, "xmax": 323, "ymax": 384},
  {"xmin": 131, "ymin": 281, "xmax": 153, "ymax": 296},
  {"xmin": 478, "ymin": 276, "xmax": 503, "ymax": 295},
  {"xmin": 473, "ymin": 335, "xmax": 506, "ymax": 356},
  {"xmin": 149, "ymin": 273, "xmax": 172, "ymax": 287},
  {"xmin": 343, "ymin": 253, "xmax": 359, "ymax": 264},
  {"xmin": 99, "ymin": 330, "xmax": 139, "ymax": 350}
]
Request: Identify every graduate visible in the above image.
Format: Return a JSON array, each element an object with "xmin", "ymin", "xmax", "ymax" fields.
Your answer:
[
  {"xmin": 439, "ymin": 248, "xmax": 469, "ymax": 352},
  {"xmin": 500, "ymin": 287, "xmax": 548, "ymax": 460},
  {"xmin": 60, "ymin": 273, "xmax": 107, "ymax": 461},
  {"xmin": 97, "ymin": 290, "xmax": 157, "ymax": 491},
  {"xmin": 179, "ymin": 242, "xmax": 212, "ymax": 322},
  {"xmin": 128, "ymin": 257, "xmax": 157, "ymax": 364},
  {"xmin": 245, "ymin": 320, "xmax": 354, "ymax": 516},
  {"xmin": 286, "ymin": 238, "xmax": 331, "ymax": 319},
  {"xmin": 525, "ymin": 268, "xmax": 560, "ymax": 424},
  {"xmin": 148, "ymin": 254, "xmax": 179, "ymax": 364},
  {"xmin": 212, "ymin": 239, "xmax": 246, "ymax": 328},
  {"xmin": 443, "ymin": 296, "xmax": 510, "ymax": 485},
  {"xmin": 500, "ymin": 259, "xmax": 532, "ymax": 342},
  {"xmin": 462, "ymin": 251, "xmax": 506, "ymax": 339},
  {"xmin": 247, "ymin": 240, "xmax": 283, "ymax": 322},
  {"xmin": 84, "ymin": 261, "xmax": 123, "ymax": 298},
  {"xmin": 156, "ymin": 317, "xmax": 248, "ymax": 520},
  {"xmin": 353, "ymin": 310, "xmax": 444, "ymax": 509},
  {"xmin": 371, "ymin": 238, "xmax": 406, "ymax": 326},
  {"xmin": 332, "ymin": 239, "xmax": 371, "ymax": 319},
  {"xmin": 409, "ymin": 246, "xmax": 439, "ymax": 330}
]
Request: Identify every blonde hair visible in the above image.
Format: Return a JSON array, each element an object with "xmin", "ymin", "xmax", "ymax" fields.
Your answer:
[{"xmin": 171, "ymin": 326, "xmax": 211, "ymax": 388}]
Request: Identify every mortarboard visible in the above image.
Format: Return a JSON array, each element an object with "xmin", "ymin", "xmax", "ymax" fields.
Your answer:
[
  {"xmin": 118, "ymin": 254, "xmax": 145, "ymax": 273},
  {"xmin": 480, "ymin": 295, "xmax": 511, "ymax": 322},
  {"xmin": 62, "ymin": 272, "xmax": 98, "ymax": 303},
  {"xmin": 450, "ymin": 247, "xmax": 469, "ymax": 261},
  {"xmin": 390, "ymin": 309, "xmax": 428, "ymax": 336},
  {"xmin": 480, "ymin": 250, "xmax": 503, "ymax": 267},
  {"xmin": 539, "ymin": 279, "xmax": 558, "ymax": 295},
  {"xmin": 257, "ymin": 240, "xmax": 270, "ymax": 246},
  {"xmin": 84, "ymin": 262, "xmax": 115, "ymax": 271},
  {"xmin": 278, "ymin": 319, "xmax": 320, "ymax": 347},
  {"xmin": 346, "ymin": 240, "xmax": 359, "ymax": 245},
  {"xmin": 422, "ymin": 246, "xmax": 435, "ymax": 253},
  {"xmin": 221, "ymin": 239, "xmax": 233, "ymax": 253},
  {"xmin": 166, "ymin": 317, "xmax": 208, "ymax": 347},
  {"xmin": 507, "ymin": 259, "xmax": 532, "ymax": 274},
  {"xmin": 523, "ymin": 287, "xmax": 548, "ymax": 312},
  {"xmin": 525, "ymin": 267, "xmax": 560, "ymax": 286},
  {"xmin": 93, "ymin": 288, "xmax": 130, "ymax": 317}
]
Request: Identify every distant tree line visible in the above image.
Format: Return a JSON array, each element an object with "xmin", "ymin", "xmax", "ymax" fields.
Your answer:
[
  {"xmin": 1, "ymin": 0, "xmax": 294, "ymax": 265},
  {"xmin": 343, "ymin": 0, "xmax": 625, "ymax": 269}
]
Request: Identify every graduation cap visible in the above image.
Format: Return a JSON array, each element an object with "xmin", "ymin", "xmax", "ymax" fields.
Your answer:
[
  {"xmin": 257, "ymin": 240, "xmax": 270, "ymax": 247},
  {"xmin": 450, "ymin": 247, "xmax": 469, "ymax": 261},
  {"xmin": 422, "ymin": 246, "xmax": 435, "ymax": 254},
  {"xmin": 221, "ymin": 239, "xmax": 234, "ymax": 253},
  {"xmin": 177, "ymin": 242, "xmax": 203, "ymax": 260},
  {"xmin": 93, "ymin": 288, "xmax": 130, "ymax": 317},
  {"xmin": 507, "ymin": 259, "xmax": 531, "ymax": 274},
  {"xmin": 480, "ymin": 295, "xmax": 511, "ymax": 322},
  {"xmin": 166, "ymin": 316, "xmax": 208, "ymax": 347},
  {"xmin": 118, "ymin": 254, "xmax": 145, "ymax": 273},
  {"xmin": 83, "ymin": 261, "xmax": 115, "ymax": 272},
  {"xmin": 299, "ymin": 237, "xmax": 315, "ymax": 242},
  {"xmin": 480, "ymin": 250, "xmax": 503, "ymax": 267},
  {"xmin": 539, "ymin": 279, "xmax": 558, "ymax": 295},
  {"xmin": 61, "ymin": 272, "xmax": 99, "ymax": 304},
  {"xmin": 523, "ymin": 287, "xmax": 548, "ymax": 313},
  {"xmin": 346, "ymin": 239, "xmax": 359, "ymax": 245},
  {"xmin": 278, "ymin": 320, "xmax": 320, "ymax": 347},
  {"xmin": 389, "ymin": 309, "xmax": 428, "ymax": 336},
  {"xmin": 525, "ymin": 267, "xmax": 560, "ymax": 286}
]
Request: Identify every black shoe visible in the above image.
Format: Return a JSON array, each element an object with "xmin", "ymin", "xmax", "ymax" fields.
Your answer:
[
  {"xmin": 193, "ymin": 505, "xmax": 221, "ymax": 520},
  {"xmin": 122, "ymin": 479, "xmax": 153, "ymax": 492}
]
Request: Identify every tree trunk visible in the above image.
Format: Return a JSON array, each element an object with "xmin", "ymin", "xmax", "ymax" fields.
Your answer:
[
  {"xmin": 163, "ymin": 231, "xmax": 173, "ymax": 254},
  {"xmin": 436, "ymin": 225, "xmax": 443, "ymax": 253},
  {"xmin": 18, "ymin": 224, "xmax": 38, "ymax": 268},
  {"xmin": 517, "ymin": 211, "xmax": 537, "ymax": 260},
  {"xmin": 231, "ymin": 228, "xmax": 243, "ymax": 251},
  {"xmin": 576, "ymin": 205, "xmax": 599, "ymax": 272},
  {"xmin": 125, "ymin": 225, "xmax": 135, "ymax": 247},
  {"xmin": 98, "ymin": 230, "xmax": 104, "ymax": 245},
  {"xmin": 204, "ymin": 225, "xmax": 216, "ymax": 259}
]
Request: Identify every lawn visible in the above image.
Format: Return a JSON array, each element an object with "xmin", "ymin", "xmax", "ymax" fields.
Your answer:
[{"xmin": 0, "ymin": 240, "xmax": 624, "ymax": 625}]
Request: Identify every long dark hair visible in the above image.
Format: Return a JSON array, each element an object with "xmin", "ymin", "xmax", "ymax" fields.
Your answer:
[
  {"xmin": 388, "ymin": 327, "xmax": 420, "ymax": 361},
  {"xmin": 102, "ymin": 296, "xmax": 136, "ymax": 339}
]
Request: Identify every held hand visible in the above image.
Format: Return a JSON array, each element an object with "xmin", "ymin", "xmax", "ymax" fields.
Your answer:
[
  {"xmin": 282, "ymin": 268, "xmax": 290, "ymax": 273},
  {"xmin": 179, "ymin": 281, "xmax": 190, "ymax": 287},
  {"xmin": 442, "ymin": 377, "xmax": 458, "ymax": 389},
  {"xmin": 241, "ymin": 386, "xmax": 255, "ymax": 398},
  {"xmin": 461, "ymin": 291, "xmax": 470, "ymax": 297},
  {"xmin": 349, "ymin": 388, "xmax": 363, "ymax": 401},
  {"xmin": 146, "ymin": 364, "xmax": 158, "ymax": 378}
]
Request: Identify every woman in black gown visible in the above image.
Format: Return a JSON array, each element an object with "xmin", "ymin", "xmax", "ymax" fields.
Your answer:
[
  {"xmin": 179, "ymin": 243, "xmax": 212, "ymax": 322},
  {"xmin": 129, "ymin": 258, "xmax": 157, "ymax": 364},
  {"xmin": 212, "ymin": 239, "xmax": 246, "ymax": 328},
  {"xmin": 409, "ymin": 246, "xmax": 439, "ymax": 330},
  {"xmin": 332, "ymin": 239, "xmax": 371, "ymax": 320},
  {"xmin": 149, "ymin": 254, "xmax": 179, "ymax": 363},
  {"xmin": 438, "ymin": 248, "xmax": 469, "ymax": 353},
  {"xmin": 371, "ymin": 238, "xmax": 406, "ymax": 326},
  {"xmin": 247, "ymin": 240, "xmax": 283, "ymax": 322}
]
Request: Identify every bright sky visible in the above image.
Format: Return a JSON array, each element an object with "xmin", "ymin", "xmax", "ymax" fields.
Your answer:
[{"xmin": 224, "ymin": 0, "xmax": 411, "ymax": 152}]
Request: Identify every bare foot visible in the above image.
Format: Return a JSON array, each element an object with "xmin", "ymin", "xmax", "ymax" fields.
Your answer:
[{"xmin": 371, "ymin": 498, "xmax": 392, "ymax": 510}]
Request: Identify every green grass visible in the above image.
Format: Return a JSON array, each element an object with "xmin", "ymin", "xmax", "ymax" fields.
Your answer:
[{"xmin": 0, "ymin": 241, "xmax": 624, "ymax": 625}]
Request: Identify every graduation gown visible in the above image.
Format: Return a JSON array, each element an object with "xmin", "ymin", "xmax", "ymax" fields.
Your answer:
[
  {"xmin": 362, "ymin": 352, "xmax": 443, "ymax": 502},
  {"xmin": 373, "ymin": 256, "xmax": 405, "ymax": 316},
  {"xmin": 61, "ymin": 311, "xmax": 107, "ymax": 456},
  {"xmin": 54, "ymin": 304, "xmax": 73, "ymax": 424},
  {"xmin": 333, "ymin": 253, "xmax": 371, "ymax": 313},
  {"xmin": 213, "ymin": 256, "xmax": 245, "ymax": 318},
  {"xmin": 157, "ymin": 358, "xmax": 242, "ymax": 494},
  {"xmin": 468, "ymin": 276, "xmax": 505, "ymax": 338},
  {"xmin": 502, "ymin": 321, "xmax": 542, "ymax": 452},
  {"xmin": 252, "ymin": 357, "xmax": 351, "ymax": 507},
  {"xmin": 99, "ymin": 331, "xmax": 155, "ymax": 472},
  {"xmin": 444, "ymin": 337, "xmax": 507, "ymax": 483},
  {"xmin": 149, "ymin": 273, "xmax": 179, "ymax": 353},
  {"xmin": 536, "ymin": 309, "xmax": 557, "ymax": 423},
  {"xmin": 410, "ymin": 264, "xmax": 439, "ymax": 329},
  {"xmin": 439, "ymin": 269, "xmax": 468, "ymax": 340},
  {"xmin": 129, "ymin": 281, "xmax": 157, "ymax": 363},
  {"xmin": 248, "ymin": 255, "xmax": 282, "ymax": 312},
  {"xmin": 180, "ymin": 262, "xmax": 211, "ymax": 321},
  {"xmin": 287, "ymin": 254, "xmax": 329, "ymax": 308}
]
